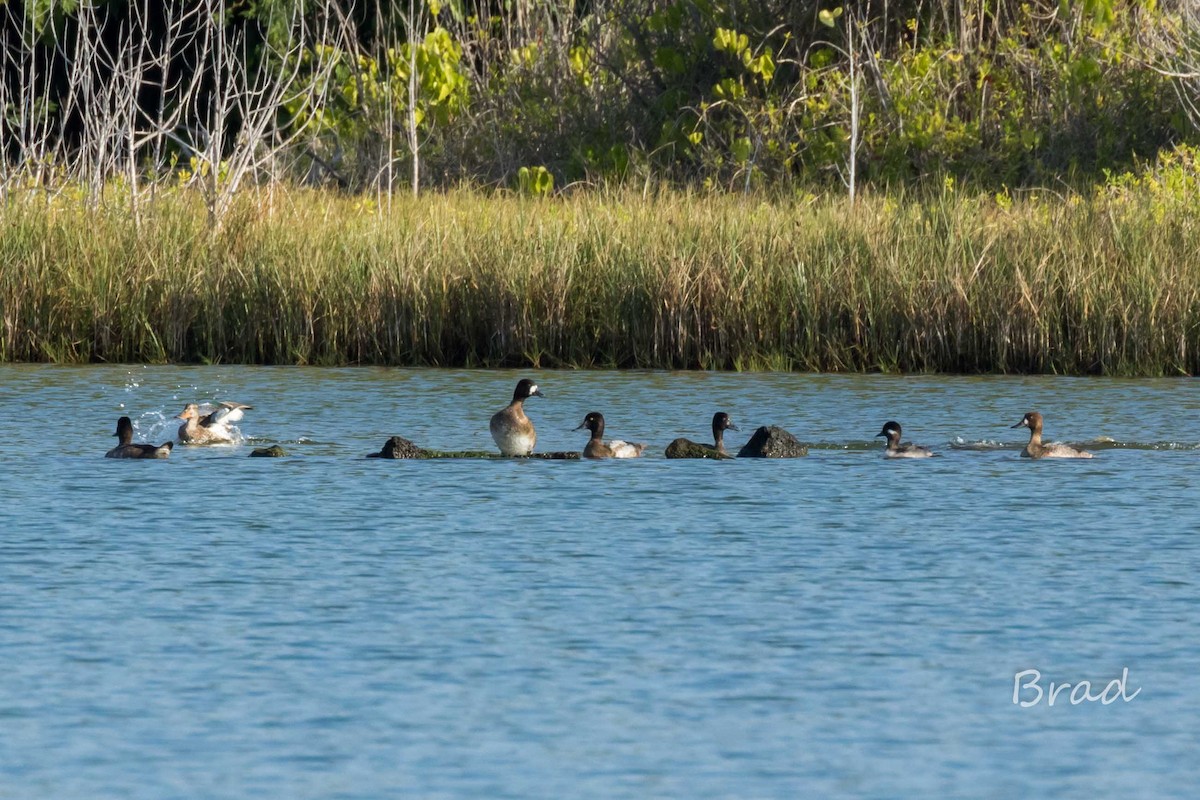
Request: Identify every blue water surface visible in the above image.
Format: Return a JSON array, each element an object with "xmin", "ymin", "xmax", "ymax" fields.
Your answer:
[{"xmin": 0, "ymin": 366, "xmax": 1197, "ymax": 799}]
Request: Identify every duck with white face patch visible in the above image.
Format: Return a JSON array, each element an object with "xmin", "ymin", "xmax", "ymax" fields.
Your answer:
[
  {"xmin": 665, "ymin": 412, "xmax": 739, "ymax": 458},
  {"xmin": 490, "ymin": 378, "xmax": 544, "ymax": 456},
  {"xmin": 875, "ymin": 420, "xmax": 933, "ymax": 459},
  {"xmin": 1011, "ymin": 411, "xmax": 1094, "ymax": 459}
]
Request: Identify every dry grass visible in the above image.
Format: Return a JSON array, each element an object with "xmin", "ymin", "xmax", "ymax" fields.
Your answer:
[{"xmin": 2, "ymin": 186, "xmax": 1198, "ymax": 374}]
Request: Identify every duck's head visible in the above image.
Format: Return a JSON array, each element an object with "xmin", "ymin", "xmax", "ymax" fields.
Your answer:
[
  {"xmin": 876, "ymin": 421, "xmax": 901, "ymax": 440},
  {"xmin": 1011, "ymin": 411, "xmax": 1042, "ymax": 432},
  {"xmin": 513, "ymin": 379, "xmax": 544, "ymax": 402},
  {"xmin": 712, "ymin": 412, "xmax": 738, "ymax": 434},
  {"xmin": 574, "ymin": 411, "xmax": 605, "ymax": 435},
  {"xmin": 113, "ymin": 416, "xmax": 134, "ymax": 442},
  {"xmin": 177, "ymin": 403, "xmax": 201, "ymax": 421},
  {"xmin": 705, "ymin": 417, "xmax": 734, "ymax": 441}
]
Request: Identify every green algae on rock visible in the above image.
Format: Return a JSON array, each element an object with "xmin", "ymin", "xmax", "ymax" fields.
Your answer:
[
  {"xmin": 368, "ymin": 436, "xmax": 579, "ymax": 459},
  {"xmin": 664, "ymin": 438, "xmax": 734, "ymax": 459}
]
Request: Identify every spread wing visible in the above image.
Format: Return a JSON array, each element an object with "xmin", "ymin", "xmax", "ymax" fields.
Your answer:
[{"xmin": 202, "ymin": 401, "xmax": 253, "ymax": 427}]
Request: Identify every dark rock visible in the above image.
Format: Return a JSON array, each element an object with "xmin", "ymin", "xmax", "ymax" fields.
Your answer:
[
  {"xmin": 415, "ymin": 450, "xmax": 580, "ymax": 460},
  {"xmin": 368, "ymin": 436, "xmax": 425, "ymax": 459},
  {"xmin": 412, "ymin": 449, "xmax": 491, "ymax": 458},
  {"xmin": 737, "ymin": 426, "xmax": 808, "ymax": 458},
  {"xmin": 249, "ymin": 445, "xmax": 287, "ymax": 457},
  {"xmin": 368, "ymin": 436, "xmax": 581, "ymax": 459},
  {"xmin": 665, "ymin": 438, "xmax": 732, "ymax": 459},
  {"xmin": 527, "ymin": 451, "xmax": 581, "ymax": 460}
]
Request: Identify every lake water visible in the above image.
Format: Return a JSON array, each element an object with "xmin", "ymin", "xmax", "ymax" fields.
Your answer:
[{"xmin": 1, "ymin": 365, "xmax": 1197, "ymax": 798}]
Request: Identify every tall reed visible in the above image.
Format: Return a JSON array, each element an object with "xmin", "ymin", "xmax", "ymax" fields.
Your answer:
[{"xmin": 2, "ymin": 186, "xmax": 1198, "ymax": 374}]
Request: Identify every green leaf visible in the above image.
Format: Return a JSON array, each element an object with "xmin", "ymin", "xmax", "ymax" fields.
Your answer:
[
  {"xmin": 818, "ymin": 7, "xmax": 843, "ymax": 27},
  {"xmin": 751, "ymin": 52, "xmax": 776, "ymax": 83},
  {"xmin": 713, "ymin": 78, "xmax": 745, "ymax": 101},
  {"xmin": 713, "ymin": 27, "xmax": 749, "ymax": 57},
  {"xmin": 654, "ymin": 46, "xmax": 686, "ymax": 75},
  {"xmin": 517, "ymin": 165, "xmax": 554, "ymax": 197},
  {"xmin": 731, "ymin": 137, "xmax": 753, "ymax": 162}
]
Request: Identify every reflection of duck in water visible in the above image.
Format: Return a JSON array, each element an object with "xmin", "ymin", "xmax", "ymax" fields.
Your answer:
[
  {"xmin": 177, "ymin": 401, "xmax": 253, "ymax": 444},
  {"xmin": 106, "ymin": 416, "xmax": 173, "ymax": 459},
  {"xmin": 490, "ymin": 379, "xmax": 543, "ymax": 456},
  {"xmin": 576, "ymin": 412, "xmax": 646, "ymax": 459},
  {"xmin": 1011, "ymin": 412, "xmax": 1094, "ymax": 459},
  {"xmin": 665, "ymin": 412, "xmax": 739, "ymax": 458},
  {"xmin": 875, "ymin": 421, "xmax": 933, "ymax": 459}
]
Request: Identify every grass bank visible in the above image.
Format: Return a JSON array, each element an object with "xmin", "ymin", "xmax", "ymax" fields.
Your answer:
[{"xmin": 2, "ymin": 183, "xmax": 1199, "ymax": 375}]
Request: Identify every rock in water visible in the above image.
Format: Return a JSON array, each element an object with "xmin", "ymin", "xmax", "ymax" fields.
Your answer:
[
  {"xmin": 737, "ymin": 426, "xmax": 808, "ymax": 458},
  {"xmin": 664, "ymin": 438, "xmax": 731, "ymax": 459},
  {"xmin": 416, "ymin": 449, "xmax": 582, "ymax": 459},
  {"xmin": 367, "ymin": 436, "xmax": 582, "ymax": 459},
  {"xmin": 249, "ymin": 445, "xmax": 287, "ymax": 457},
  {"xmin": 368, "ymin": 436, "xmax": 425, "ymax": 459}
]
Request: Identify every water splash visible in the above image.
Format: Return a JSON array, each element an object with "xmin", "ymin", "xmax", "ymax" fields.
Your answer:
[
  {"xmin": 132, "ymin": 406, "xmax": 249, "ymax": 446},
  {"xmin": 950, "ymin": 436, "xmax": 1200, "ymax": 452},
  {"xmin": 949, "ymin": 437, "xmax": 1019, "ymax": 451}
]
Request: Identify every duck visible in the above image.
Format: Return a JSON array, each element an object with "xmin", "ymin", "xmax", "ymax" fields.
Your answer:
[
  {"xmin": 177, "ymin": 401, "xmax": 252, "ymax": 444},
  {"xmin": 1011, "ymin": 411, "xmax": 1094, "ymax": 459},
  {"xmin": 665, "ymin": 412, "xmax": 739, "ymax": 458},
  {"xmin": 106, "ymin": 416, "xmax": 173, "ymax": 459},
  {"xmin": 490, "ymin": 378, "xmax": 543, "ymax": 456},
  {"xmin": 876, "ymin": 421, "xmax": 933, "ymax": 458},
  {"xmin": 575, "ymin": 412, "xmax": 646, "ymax": 459}
]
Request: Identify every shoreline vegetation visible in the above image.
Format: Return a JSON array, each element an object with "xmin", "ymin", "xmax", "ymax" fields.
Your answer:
[
  {"xmin": 4, "ymin": 2, "xmax": 1200, "ymax": 374},
  {"xmin": 3, "ymin": 175, "xmax": 1200, "ymax": 376}
]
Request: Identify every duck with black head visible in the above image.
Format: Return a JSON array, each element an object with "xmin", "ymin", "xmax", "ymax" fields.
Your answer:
[
  {"xmin": 490, "ymin": 378, "xmax": 544, "ymax": 456},
  {"xmin": 1011, "ymin": 411, "xmax": 1094, "ymax": 459},
  {"xmin": 665, "ymin": 412, "xmax": 739, "ymax": 458},
  {"xmin": 106, "ymin": 416, "xmax": 173, "ymax": 459},
  {"xmin": 875, "ymin": 421, "xmax": 933, "ymax": 459},
  {"xmin": 576, "ymin": 412, "xmax": 646, "ymax": 459}
]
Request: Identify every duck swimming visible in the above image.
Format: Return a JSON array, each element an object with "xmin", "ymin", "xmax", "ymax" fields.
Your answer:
[
  {"xmin": 876, "ymin": 421, "xmax": 933, "ymax": 459},
  {"xmin": 177, "ymin": 401, "xmax": 252, "ymax": 444},
  {"xmin": 575, "ymin": 412, "xmax": 646, "ymax": 459},
  {"xmin": 490, "ymin": 378, "xmax": 543, "ymax": 456},
  {"xmin": 106, "ymin": 416, "xmax": 173, "ymax": 459},
  {"xmin": 1011, "ymin": 411, "xmax": 1094, "ymax": 459},
  {"xmin": 665, "ymin": 412, "xmax": 738, "ymax": 458}
]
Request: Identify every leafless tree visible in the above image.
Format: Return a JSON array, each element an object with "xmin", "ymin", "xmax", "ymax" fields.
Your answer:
[
  {"xmin": 0, "ymin": 5, "xmax": 58, "ymax": 199},
  {"xmin": 175, "ymin": 0, "xmax": 344, "ymax": 226},
  {"xmin": 1144, "ymin": 3, "xmax": 1200, "ymax": 134},
  {"xmin": 1, "ymin": 0, "xmax": 346, "ymax": 227}
]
